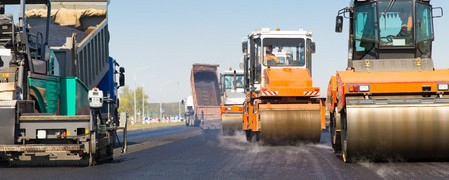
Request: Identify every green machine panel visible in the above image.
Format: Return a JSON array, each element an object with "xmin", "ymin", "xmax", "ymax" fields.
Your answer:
[
  {"xmin": 28, "ymin": 77, "xmax": 60, "ymax": 113},
  {"xmin": 61, "ymin": 77, "xmax": 89, "ymax": 115}
]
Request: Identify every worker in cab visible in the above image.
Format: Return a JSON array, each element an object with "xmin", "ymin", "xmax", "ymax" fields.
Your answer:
[
  {"xmin": 396, "ymin": 11, "xmax": 413, "ymax": 45},
  {"xmin": 396, "ymin": 24, "xmax": 411, "ymax": 38},
  {"xmin": 265, "ymin": 45, "xmax": 280, "ymax": 65},
  {"xmin": 394, "ymin": 24, "xmax": 412, "ymax": 46}
]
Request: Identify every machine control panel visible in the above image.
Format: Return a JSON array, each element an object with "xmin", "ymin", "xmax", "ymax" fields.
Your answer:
[{"xmin": 88, "ymin": 88, "xmax": 104, "ymax": 108}]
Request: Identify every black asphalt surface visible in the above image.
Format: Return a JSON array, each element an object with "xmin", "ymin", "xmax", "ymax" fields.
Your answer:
[
  {"xmin": 1, "ymin": 126, "xmax": 449, "ymax": 180},
  {"xmin": 118, "ymin": 125, "xmax": 195, "ymax": 143}
]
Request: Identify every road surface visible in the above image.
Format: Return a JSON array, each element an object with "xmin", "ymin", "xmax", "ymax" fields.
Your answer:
[{"xmin": 1, "ymin": 126, "xmax": 449, "ymax": 180}]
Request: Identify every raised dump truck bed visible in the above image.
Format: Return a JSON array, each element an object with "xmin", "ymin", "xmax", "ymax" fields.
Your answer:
[{"xmin": 190, "ymin": 64, "xmax": 221, "ymax": 129}]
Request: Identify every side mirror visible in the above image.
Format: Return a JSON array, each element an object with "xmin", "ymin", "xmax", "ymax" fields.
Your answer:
[
  {"xmin": 310, "ymin": 42, "xmax": 316, "ymax": 54},
  {"xmin": 335, "ymin": 16, "xmax": 344, "ymax": 33},
  {"xmin": 242, "ymin": 41, "xmax": 248, "ymax": 53},
  {"xmin": 433, "ymin": 7, "xmax": 443, "ymax": 18},
  {"xmin": 119, "ymin": 67, "xmax": 125, "ymax": 73},
  {"xmin": 119, "ymin": 73, "xmax": 125, "ymax": 87}
]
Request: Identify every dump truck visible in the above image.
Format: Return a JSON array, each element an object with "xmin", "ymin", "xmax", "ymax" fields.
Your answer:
[
  {"xmin": 0, "ymin": 0, "xmax": 126, "ymax": 166},
  {"xmin": 220, "ymin": 68, "xmax": 245, "ymax": 135},
  {"xmin": 327, "ymin": 0, "xmax": 448, "ymax": 162},
  {"xmin": 242, "ymin": 28, "xmax": 326, "ymax": 144},
  {"xmin": 189, "ymin": 64, "xmax": 221, "ymax": 129}
]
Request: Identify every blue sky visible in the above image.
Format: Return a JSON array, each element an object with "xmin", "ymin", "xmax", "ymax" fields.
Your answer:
[{"xmin": 108, "ymin": 0, "xmax": 449, "ymax": 103}]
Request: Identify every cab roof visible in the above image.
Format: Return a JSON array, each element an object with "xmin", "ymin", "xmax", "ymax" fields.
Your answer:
[{"xmin": 249, "ymin": 28, "xmax": 313, "ymax": 38}]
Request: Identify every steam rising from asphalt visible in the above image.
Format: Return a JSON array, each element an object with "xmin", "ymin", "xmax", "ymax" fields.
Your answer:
[
  {"xmin": 358, "ymin": 161, "xmax": 402, "ymax": 179},
  {"xmin": 214, "ymin": 131, "xmax": 449, "ymax": 179},
  {"xmin": 217, "ymin": 131, "xmax": 312, "ymax": 154},
  {"xmin": 311, "ymin": 144, "xmax": 332, "ymax": 150},
  {"xmin": 358, "ymin": 162, "xmax": 449, "ymax": 179},
  {"xmin": 217, "ymin": 131, "xmax": 267, "ymax": 153}
]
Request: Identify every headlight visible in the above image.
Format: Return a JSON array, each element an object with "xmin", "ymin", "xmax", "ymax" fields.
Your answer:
[
  {"xmin": 359, "ymin": 85, "xmax": 370, "ymax": 92},
  {"xmin": 348, "ymin": 84, "xmax": 370, "ymax": 92},
  {"xmin": 37, "ymin": 130, "xmax": 47, "ymax": 139},
  {"xmin": 438, "ymin": 84, "xmax": 449, "ymax": 91}
]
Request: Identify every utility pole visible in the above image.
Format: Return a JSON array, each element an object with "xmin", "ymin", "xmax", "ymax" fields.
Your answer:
[
  {"xmin": 159, "ymin": 87, "xmax": 162, "ymax": 120},
  {"xmin": 133, "ymin": 85, "xmax": 136, "ymax": 122},
  {"xmin": 142, "ymin": 83, "xmax": 145, "ymax": 122},
  {"xmin": 178, "ymin": 81, "xmax": 181, "ymax": 119},
  {"xmin": 159, "ymin": 80, "xmax": 172, "ymax": 121},
  {"xmin": 133, "ymin": 66, "xmax": 150, "ymax": 123},
  {"xmin": 141, "ymin": 75, "xmax": 155, "ymax": 122}
]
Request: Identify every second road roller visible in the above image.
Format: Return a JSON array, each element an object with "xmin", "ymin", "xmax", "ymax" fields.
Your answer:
[
  {"xmin": 220, "ymin": 68, "xmax": 245, "ymax": 135},
  {"xmin": 327, "ymin": 0, "xmax": 449, "ymax": 162},
  {"xmin": 242, "ymin": 28, "xmax": 326, "ymax": 144}
]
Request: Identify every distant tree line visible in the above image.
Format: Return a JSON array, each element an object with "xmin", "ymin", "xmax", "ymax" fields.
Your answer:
[{"xmin": 118, "ymin": 85, "xmax": 185, "ymax": 119}]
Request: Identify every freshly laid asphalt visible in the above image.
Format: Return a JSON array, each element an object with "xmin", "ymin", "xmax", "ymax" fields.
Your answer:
[{"xmin": 1, "ymin": 126, "xmax": 449, "ymax": 180}]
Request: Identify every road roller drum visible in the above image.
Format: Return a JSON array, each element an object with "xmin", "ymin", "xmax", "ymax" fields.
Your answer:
[
  {"xmin": 259, "ymin": 105, "xmax": 321, "ymax": 144},
  {"xmin": 341, "ymin": 103, "xmax": 449, "ymax": 162},
  {"xmin": 222, "ymin": 114, "xmax": 243, "ymax": 135}
]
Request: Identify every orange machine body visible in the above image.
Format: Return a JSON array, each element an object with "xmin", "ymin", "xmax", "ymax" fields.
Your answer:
[
  {"xmin": 242, "ymin": 28, "xmax": 323, "ymax": 143},
  {"xmin": 244, "ymin": 67, "xmax": 326, "ymax": 132},
  {"xmin": 327, "ymin": 69, "xmax": 449, "ymax": 113},
  {"xmin": 327, "ymin": 0, "xmax": 449, "ymax": 162}
]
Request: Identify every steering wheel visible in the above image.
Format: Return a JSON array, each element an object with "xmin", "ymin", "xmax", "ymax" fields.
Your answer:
[{"xmin": 380, "ymin": 35, "xmax": 395, "ymax": 43}]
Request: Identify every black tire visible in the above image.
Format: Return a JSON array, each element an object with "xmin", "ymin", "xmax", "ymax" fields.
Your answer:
[
  {"xmin": 255, "ymin": 132, "xmax": 260, "ymax": 141},
  {"xmin": 245, "ymin": 130, "xmax": 253, "ymax": 142},
  {"xmin": 193, "ymin": 117, "xmax": 199, "ymax": 127},
  {"xmin": 104, "ymin": 145, "xmax": 114, "ymax": 163},
  {"xmin": 341, "ymin": 110, "xmax": 350, "ymax": 163},
  {"xmin": 330, "ymin": 109, "xmax": 342, "ymax": 153}
]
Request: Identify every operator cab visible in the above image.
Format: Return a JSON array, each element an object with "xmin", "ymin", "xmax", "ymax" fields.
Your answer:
[
  {"xmin": 261, "ymin": 38, "xmax": 306, "ymax": 67},
  {"xmin": 243, "ymin": 28, "xmax": 316, "ymax": 89},
  {"xmin": 222, "ymin": 71, "xmax": 244, "ymax": 93},
  {"xmin": 336, "ymin": 0, "xmax": 442, "ymax": 60}
]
